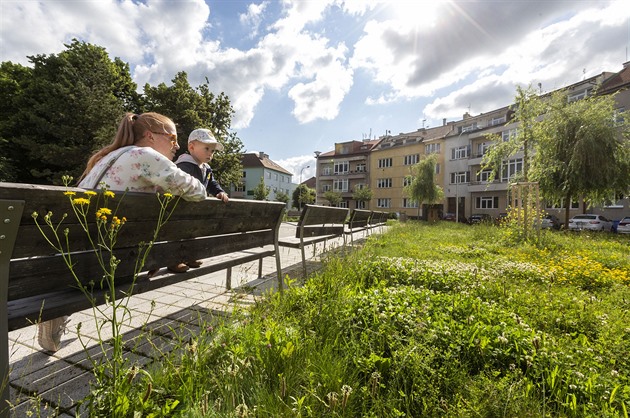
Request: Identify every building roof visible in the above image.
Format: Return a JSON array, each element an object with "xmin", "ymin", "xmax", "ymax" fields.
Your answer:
[
  {"xmin": 598, "ymin": 62, "xmax": 630, "ymax": 95},
  {"xmin": 318, "ymin": 139, "xmax": 381, "ymax": 158},
  {"xmin": 241, "ymin": 152, "xmax": 293, "ymax": 176}
]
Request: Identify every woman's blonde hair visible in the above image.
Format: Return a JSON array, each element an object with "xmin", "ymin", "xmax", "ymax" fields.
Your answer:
[{"xmin": 80, "ymin": 112, "xmax": 174, "ymax": 181}]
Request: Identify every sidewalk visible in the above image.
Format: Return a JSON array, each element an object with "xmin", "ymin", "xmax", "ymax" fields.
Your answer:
[{"xmin": 5, "ymin": 223, "xmax": 368, "ymax": 417}]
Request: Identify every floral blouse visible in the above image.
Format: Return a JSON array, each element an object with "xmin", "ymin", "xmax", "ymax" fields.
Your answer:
[{"xmin": 79, "ymin": 146, "xmax": 207, "ymax": 201}]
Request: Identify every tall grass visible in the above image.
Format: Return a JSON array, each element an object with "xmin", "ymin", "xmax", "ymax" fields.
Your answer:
[{"xmin": 81, "ymin": 222, "xmax": 630, "ymax": 417}]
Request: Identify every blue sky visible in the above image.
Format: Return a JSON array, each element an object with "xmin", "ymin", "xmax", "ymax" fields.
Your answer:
[{"xmin": 1, "ymin": 0, "xmax": 629, "ymax": 180}]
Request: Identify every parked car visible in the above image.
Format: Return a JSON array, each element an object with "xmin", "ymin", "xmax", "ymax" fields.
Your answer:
[
  {"xmin": 541, "ymin": 214, "xmax": 561, "ymax": 230},
  {"xmin": 617, "ymin": 217, "xmax": 630, "ymax": 234},
  {"xmin": 568, "ymin": 214, "xmax": 613, "ymax": 232},
  {"xmin": 442, "ymin": 212, "xmax": 456, "ymax": 221},
  {"xmin": 495, "ymin": 213, "xmax": 509, "ymax": 225},
  {"xmin": 469, "ymin": 213, "xmax": 493, "ymax": 224}
]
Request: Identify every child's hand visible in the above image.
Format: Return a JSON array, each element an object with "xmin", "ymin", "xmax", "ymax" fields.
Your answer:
[{"xmin": 216, "ymin": 192, "xmax": 229, "ymax": 203}]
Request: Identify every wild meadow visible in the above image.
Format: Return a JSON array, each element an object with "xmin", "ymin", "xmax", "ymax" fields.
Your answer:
[{"xmin": 79, "ymin": 221, "xmax": 629, "ymax": 417}]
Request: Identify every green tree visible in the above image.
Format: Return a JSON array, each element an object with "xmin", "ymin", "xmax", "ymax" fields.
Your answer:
[
  {"xmin": 275, "ymin": 190, "xmax": 290, "ymax": 206},
  {"xmin": 532, "ymin": 90, "xmax": 630, "ymax": 225},
  {"xmin": 292, "ymin": 184, "xmax": 315, "ymax": 209},
  {"xmin": 323, "ymin": 190, "xmax": 343, "ymax": 207},
  {"xmin": 0, "ymin": 39, "xmax": 140, "ymax": 184},
  {"xmin": 143, "ymin": 72, "xmax": 244, "ymax": 187},
  {"xmin": 404, "ymin": 154, "xmax": 443, "ymax": 217},
  {"xmin": 253, "ymin": 177, "xmax": 270, "ymax": 201},
  {"xmin": 352, "ymin": 186, "xmax": 373, "ymax": 209}
]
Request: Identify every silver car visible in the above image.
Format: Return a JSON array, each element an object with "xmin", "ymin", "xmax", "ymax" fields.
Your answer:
[
  {"xmin": 617, "ymin": 217, "xmax": 630, "ymax": 234},
  {"xmin": 568, "ymin": 214, "xmax": 613, "ymax": 232}
]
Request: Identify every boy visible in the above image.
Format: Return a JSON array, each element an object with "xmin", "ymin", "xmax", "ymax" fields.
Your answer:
[{"xmin": 170, "ymin": 128, "xmax": 229, "ymax": 272}]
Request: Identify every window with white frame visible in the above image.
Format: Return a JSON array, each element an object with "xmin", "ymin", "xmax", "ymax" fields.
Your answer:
[
  {"xmin": 404, "ymin": 154, "xmax": 420, "ymax": 165},
  {"xmin": 501, "ymin": 158, "xmax": 523, "ymax": 182},
  {"xmin": 477, "ymin": 142, "xmax": 490, "ymax": 156},
  {"xmin": 476, "ymin": 169, "xmax": 493, "ymax": 183},
  {"xmin": 355, "ymin": 183, "xmax": 366, "ymax": 190},
  {"xmin": 378, "ymin": 158, "xmax": 393, "ymax": 168},
  {"xmin": 377, "ymin": 198, "xmax": 391, "ymax": 208},
  {"xmin": 333, "ymin": 178, "xmax": 349, "ymax": 192},
  {"xmin": 334, "ymin": 161, "xmax": 349, "ymax": 174},
  {"xmin": 614, "ymin": 107, "xmax": 625, "ymax": 125},
  {"xmin": 568, "ymin": 88, "xmax": 592, "ymax": 102},
  {"xmin": 356, "ymin": 163, "xmax": 366, "ymax": 172},
  {"xmin": 425, "ymin": 143, "xmax": 441, "ymax": 154},
  {"xmin": 337, "ymin": 201, "xmax": 348, "ymax": 208},
  {"xmin": 377, "ymin": 178, "xmax": 392, "ymax": 188},
  {"xmin": 403, "ymin": 177, "xmax": 412, "ymax": 187},
  {"xmin": 274, "ymin": 173, "xmax": 278, "ymax": 180},
  {"xmin": 491, "ymin": 116, "xmax": 506, "ymax": 126},
  {"xmin": 235, "ymin": 183, "xmax": 245, "ymax": 192},
  {"xmin": 435, "ymin": 163, "xmax": 440, "ymax": 174},
  {"xmin": 266, "ymin": 171, "xmax": 271, "ymax": 179},
  {"xmin": 322, "ymin": 184, "xmax": 331, "ymax": 192},
  {"xmin": 403, "ymin": 198, "xmax": 418, "ymax": 208},
  {"xmin": 604, "ymin": 192, "xmax": 625, "ymax": 208},
  {"xmin": 323, "ymin": 167, "xmax": 333, "ymax": 175},
  {"xmin": 357, "ymin": 201, "xmax": 367, "ymax": 209},
  {"xmin": 476, "ymin": 196, "xmax": 499, "ymax": 209},
  {"xmin": 451, "ymin": 145, "xmax": 470, "ymax": 160},
  {"xmin": 460, "ymin": 123, "xmax": 477, "ymax": 133},
  {"xmin": 502, "ymin": 128, "xmax": 518, "ymax": 142},
  {"xmin": 450, "ymin": 171, "xmax": 470, "ymax": 184}
]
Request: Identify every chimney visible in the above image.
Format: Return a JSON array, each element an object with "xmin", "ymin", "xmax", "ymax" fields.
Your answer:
[
  {"xmin": 463, "ymin": 112, "xmax": 471, "ymax": 120},
  {"xmin": 258, "ymin": 152, "xmax": 267, "ymax": 160},
  {"xmin": 443, "ymin": 118, "xmax": 447, "ymax": 126}
]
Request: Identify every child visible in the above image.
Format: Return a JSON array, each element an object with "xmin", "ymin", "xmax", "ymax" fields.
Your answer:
[{"xmin": 171, "ymin": 128, "xmax": 229, "ymax": 272}]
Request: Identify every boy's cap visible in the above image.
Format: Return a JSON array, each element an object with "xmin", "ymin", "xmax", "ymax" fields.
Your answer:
[{"xmin": 188, "ymin": 128, "xmax": 224, "ymax": 151}]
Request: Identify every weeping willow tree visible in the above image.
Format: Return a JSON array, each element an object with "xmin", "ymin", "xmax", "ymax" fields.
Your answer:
[
  {"xmin": 531, "ymin": 90, "xmax": 630, "ymax": 227},
  {"xmin": 404, "ymin": 154, "xmax": 443, "ymax": 219}
]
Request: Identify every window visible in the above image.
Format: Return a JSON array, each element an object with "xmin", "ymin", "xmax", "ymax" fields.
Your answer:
[
  {"xmin": 266, "ymin": 171, "xmax": 271, "ymax": 179},
  {"xmin": 451, "ymin": 145, "xmax": 470, "ymax": 160},
  {"xmin": 234, "ymin": 183, "xmax": 245, "ymax": 192},
  {"xmin": 460, "ymin": 123, "xmax": 477, "ymax": 133},
  {"xmin": 323, "ymin": 167, "xmax": 333, "ymax": 175},
  {"xmin": 404, "ymin": 154, "xmax": 419, "ymax": 165},
  {"xmin": 274, "ymin": 173, "xmax": 278, "ymax": 181},
  {"xmin": 477, "ymin": 142, "xmax": 490, "ymax": 156},
  {"xmin": 377, "ymin": 198, "xmax": 391, "ymax": 208},
  {"xmin": 334, "ymin": 161, "xmax": 349, "ymax": 174},
  {"xmin": 333, "ymin": 178, "xmax": 349, "ymax": 192},
  {"xmin": 450, "ymin": 171, "xmax": 470, "ymax": 184},
  {"xmin": 425, "ymin": 143, "xmax": 441, "ymax": 154},
  {"xmin": 502, "ymin": 128, "xmax": 518, "ymax": 142},
  {"xmin": 403, "ymin": 198, "xmax": 418, "ymax": 208},
  {"xmin": 357, "ymin": 201, "xmax": 367, "ymax": 209},
  {"xmin": 501, "ymin": 158, "xmax": 523, "ymax": 182},
  {"xmin": 476, "ymin": 196, "xmax": 499, "ymax": 209},
  {"xmin": 242, "ymin": 171, "xmax": 247, "ymax": 178},
  {"xmin": 355, "ymin": 183, "xmax": 366, "ymax": 190},
  {"xmin": 356, "ymin": 163, "xmax": 366, "ymax": 172},
  {"xmin": 491, "ymin": 116, "xmax": 506, "ymax": 126},
  {"xmin": 377, "ymin": 178, "xmax": 392, "ymax": 188},
  {"xmin": 476, "ymin": 169, "xmax": 493, "ymax": 183},
  {"xmin": 435, "ymin": 163, "xmax": 440, "ymax": 174},
  {"xmin": 604, "ymin": 192, "xmax": 625, "ymax": 208},
  {"xmin": 403, "ymin": 177, "xmax": 412, "ymax": 187},
  {"xmin": 322, "ymin": 184, "xmax": 331, "ymax": 192},
  {"xmin": 568, "ymin": 88, "xmax": 592, "ymax": 102},
  {"xmin": 378, "ymin": 158, "xmax": 393, "ymax": 168},
  {"xmin": 337, "ymin": 201, "xmax": 348, "ymax": 208}
]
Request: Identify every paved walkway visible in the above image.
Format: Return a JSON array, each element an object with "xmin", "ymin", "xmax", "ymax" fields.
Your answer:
[{"xmin": 5, "ymin": 223, "xmax": 375, "ymax": 417}]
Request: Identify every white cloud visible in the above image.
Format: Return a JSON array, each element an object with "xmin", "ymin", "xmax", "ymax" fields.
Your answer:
[
  {"xmin": 239, "ymin": 1, "xmax": 269, "ymax": 38},
  {"xmin": 275, "ymin": 155, "xmax": 317, "ymax": 180}
]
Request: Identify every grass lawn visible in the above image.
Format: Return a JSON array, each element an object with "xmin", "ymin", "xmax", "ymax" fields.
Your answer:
[{"xmin": 82, "ymin": 221, "xmax": 630, "ymax": 417}]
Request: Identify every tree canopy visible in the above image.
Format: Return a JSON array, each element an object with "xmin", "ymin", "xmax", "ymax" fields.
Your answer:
[
  {"xmin": 292, "ymin": 184, "xmax": 315, "ymax": 209},
  {"xmin": 253, "ymin": 177, "xmax": 270, "ymax": 201},
  {"xmin": 404, "ymin": 154, "xmax": 443, "ymax": 208}
]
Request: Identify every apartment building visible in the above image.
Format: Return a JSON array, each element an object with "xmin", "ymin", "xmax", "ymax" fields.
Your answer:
[
  {"xmin": 370, "ymin": 125, "xmax": 450, "ymax": 218},
  {"xmin": 315, "ymin": 139, "xmax": 380, "ymax": 209},
  {"xmin": 230, "ymin": 151, "xmax": 295, "ymax": 203}
]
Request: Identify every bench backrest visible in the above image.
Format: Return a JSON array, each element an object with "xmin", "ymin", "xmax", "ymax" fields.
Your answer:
[
  {"xmin": 347, "ymin": 209, "xmax": 372, "ymax": 230},
  {"xmin": 0, "ymin": 182, "xmax": 286, "ymax": 328},
  {"xmin": 295, "ymin": 204, "xmax": 349, "ymax": 239}
]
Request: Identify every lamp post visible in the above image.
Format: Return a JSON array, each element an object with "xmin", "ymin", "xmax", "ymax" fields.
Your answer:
[
  {"xmin": 299, "ymin": 165, "xmax": 310, "ymax": 210},
  {"xmin": 314, "ymin": 151, "xmax": 321, "ymax": 204}
]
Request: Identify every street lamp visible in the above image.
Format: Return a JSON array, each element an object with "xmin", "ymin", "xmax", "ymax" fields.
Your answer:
[
  {"xmin": 299, "ymin": 165, "xmax": 310, "ymax": 210},
  {"xmin": 314, "ymin": 151, "xmax": 321, "ymax": 204}
]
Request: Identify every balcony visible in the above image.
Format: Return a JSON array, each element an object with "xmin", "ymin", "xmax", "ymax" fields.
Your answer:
[{"xmin": 468, "ymin": 180, "xmax": 508, "ymax": 193}]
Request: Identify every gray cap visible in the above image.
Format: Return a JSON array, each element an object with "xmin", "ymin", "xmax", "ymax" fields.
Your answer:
[{"xmin": 188, "ymin": 128, "xmax": 224, "ymax": 151}]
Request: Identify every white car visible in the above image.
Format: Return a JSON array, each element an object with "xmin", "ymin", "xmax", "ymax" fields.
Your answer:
[
  {"xmin": 617, "ymin": 217, "xmax": 630, "ymax": 234},
  {"xmin": 568, "ymin": 214, "xmax": 613, "ymax": 232}
]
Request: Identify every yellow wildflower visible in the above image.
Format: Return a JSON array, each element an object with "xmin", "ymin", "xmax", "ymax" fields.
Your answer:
[
  {"xmin": 101, "ymin": 215, "xmax": 107, "ymax": 221},
  {"xmin": 99, "ymin": 208, "xmax": 112, "ymax": 215},
  {"xmin": 104, "ymin": 191, "xmax": 115, "ymax": 198},
  {"xmin": 163, "ymin": 192, "xmax": 173, "ymax": 198},
  {"xmin": 84, "ymin": 191, "xmax": 97, "ymax": 197},
  {"xmin": 63, "ymin": 191, "xmax": 76, "ymax": 196},
  {"xmin": 72, "ymin": 198, "xmax": 90, "ymax": 206}
]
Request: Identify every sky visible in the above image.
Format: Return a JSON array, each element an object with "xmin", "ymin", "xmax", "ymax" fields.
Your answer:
[{"xmin": 1, "ymin": 0, "xmax": 629, "ymax": 181}]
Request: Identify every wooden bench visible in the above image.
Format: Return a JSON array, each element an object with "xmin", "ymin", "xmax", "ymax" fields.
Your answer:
[
  {"xmin": 278, "ymin": 204, "xmax": 349, "ymax": 276},
  {"xmin": 343, "ymin": 209, "xmax": 373, "ymax": 246},
  {"xmin": 0, "ymin": 182, "xmax": 286, "ymax": 409},
  {"xmin": 369, "ymin": 211, "xmax": 388, "ymax": 233}
]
